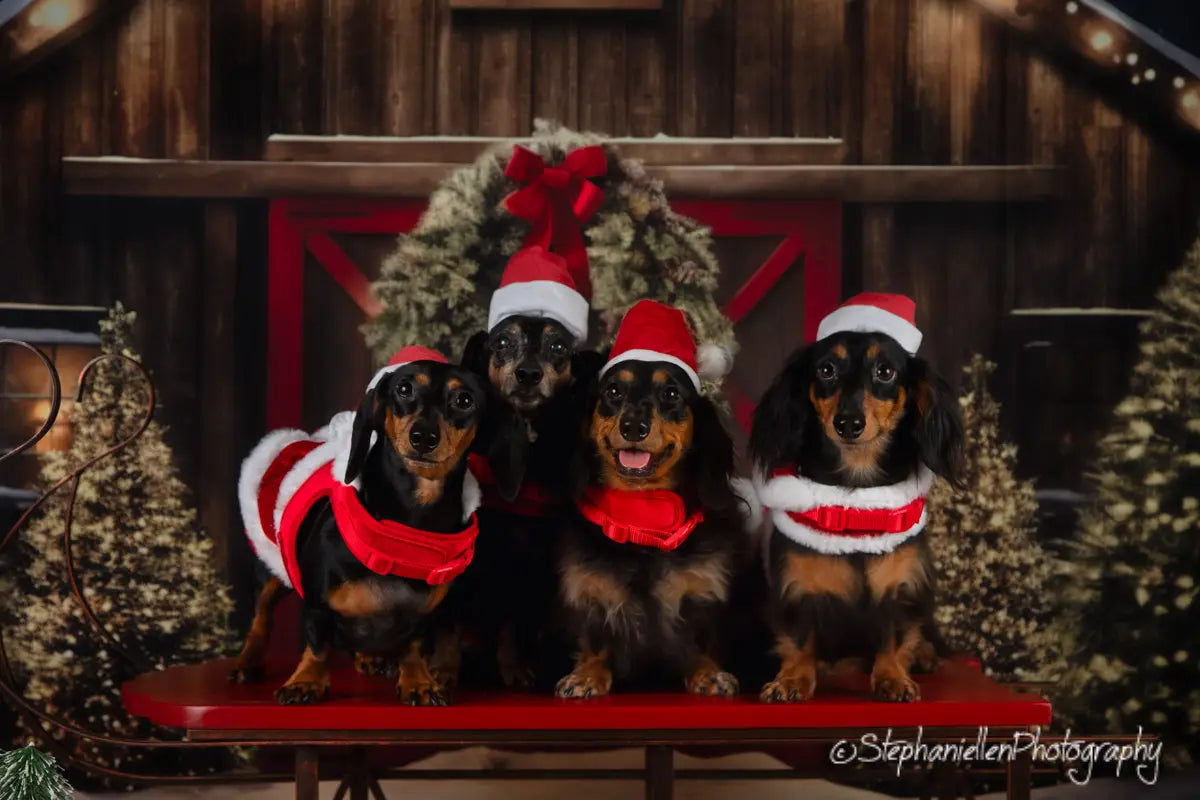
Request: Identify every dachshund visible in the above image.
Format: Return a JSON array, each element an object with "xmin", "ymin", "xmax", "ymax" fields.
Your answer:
[
  {"xmin": 456, "ymin": 314, "xmax": 604, "ymax": 689},
  {"xmin": 749, "ymin": 322, "xmax": 964, "ymax": 703},
  {"xmin": 555, "ymin": 302, "xmax": 746, "ymax": 698},
  {"xmin": 230, "ymin": 352, "xmax": 487, "ymax": 705}
]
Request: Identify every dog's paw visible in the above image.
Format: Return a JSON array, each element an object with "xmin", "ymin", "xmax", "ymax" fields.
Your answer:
[
  {"xmin": 499, "ymin": 661, "xmax": 536, "ymax": 691},
  {"xmin": 354, "ymin": 653, "xmax": 397, "ymax": 677},
  {"xmin": 688, "ymin": 669, "xmax": 739, "ymax": 697},
  {"xmin": 872, "ymin": 671, "xmax": 920, "ymax": 702},
  {"xmin": 759, "ymin": 673, "xmax": 816, "ymax": 703},
  {"xmin": 397, "ymin": 677, "xmax": 448, "ymax": 706},
  {"xmin": 274, "ymin": 680, "xmax": 329, "ymax": 705},
  {"xmin": 228, "ymin": 663, "xmax": 265, "ymax": 684},
  {"xmin": 555, "ymin": 669, "xmax": 612, "ymax": 699}
]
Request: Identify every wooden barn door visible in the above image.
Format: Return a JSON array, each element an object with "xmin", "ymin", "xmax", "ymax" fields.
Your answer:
[{"xmin": 266, "ymin": 198, "xmax": 842, "ymax": 437}]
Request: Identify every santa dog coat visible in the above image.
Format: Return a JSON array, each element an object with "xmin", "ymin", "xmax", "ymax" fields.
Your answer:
[{"xmin": 238, "ymin": 411, "xmax": 482, "ymax": 597}]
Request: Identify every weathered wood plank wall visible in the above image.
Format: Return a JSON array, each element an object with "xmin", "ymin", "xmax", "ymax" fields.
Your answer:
[{"xmin": 1, "ymin": 0, "xmax": 1197, "ymax": 595}]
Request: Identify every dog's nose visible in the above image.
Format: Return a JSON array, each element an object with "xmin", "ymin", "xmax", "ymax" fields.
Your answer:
[
  {"xmin": 619, "ymin": 415, "xmax": 650, "ymax": 442},
  {"xmin": 833, "ymin": 413, "xmax": 866, "ymax": 440},
  {"xmin": 408, "ymin": 421, "xmax": 441, "ymax": 454},
  {"xmin": 515, "ymin": 364, "xmax": 543, "ymax": 386}
]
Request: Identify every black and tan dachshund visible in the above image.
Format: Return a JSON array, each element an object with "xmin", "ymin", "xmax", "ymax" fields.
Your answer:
[
  {"xmin": 749, "ymin": 331, "xmax": 964, "ymax": 703},
  {"xmin": 230, "ymin": 358, "xmax": 488, "ymax": 705},
  {"xmin": 456, "ymin": 316, "xmax": 603, "ymax": 688},
  {"xmin": 554, "ymin": 358, "xmax": 747, "ymax": 698}
]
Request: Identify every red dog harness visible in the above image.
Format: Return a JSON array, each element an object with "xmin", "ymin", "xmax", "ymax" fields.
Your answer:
[
  {"xmin": 241, "ymin": 422, "xmax": 479, "ymax": 597},
  {"xmin": 576, "ymin": 486, "xmax": 704, "ymax": 551},
  {"xmin": 468, "ymin": 454, "xmax": 560, "ymax": 517},
  {"xmin": 773, "ymin": 467, "xmax": 926, "ymax": 537}
]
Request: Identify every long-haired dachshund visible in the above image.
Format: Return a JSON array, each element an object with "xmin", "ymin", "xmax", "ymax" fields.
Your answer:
[
  {"xmin": 749, "ymin": 294, "xmax": 964, "ymax": 703},
  {"xmin": 555, "ymin": 300, "xmax": 744, "ymax": 698},
  {"xmin": 230, "ymin": 349, "xmax": 487, "ymax": 705},
  {"xmin": 455, "ymin": 247, "xmax": 603, "ymax": 689}
]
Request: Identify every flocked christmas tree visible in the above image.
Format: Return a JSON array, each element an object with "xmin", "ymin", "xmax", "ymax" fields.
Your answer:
[
  {"xmin": 0, "ymin": 743, "xmax": 73, "ymax": 800},
  {"xmin": 7, "ymin": 304, "xmax": 235, "ymax": 779},
  {"xmin": 926, "ymin": 355, "xmax": 1060, "ymax": 681},
  {"xmin": 1055, "ymin": 237, "xmax": 1200, "ymax": 765},
  {"xmin": 364, "ymin": 120, "xmax": 734, "ymax": 388}
]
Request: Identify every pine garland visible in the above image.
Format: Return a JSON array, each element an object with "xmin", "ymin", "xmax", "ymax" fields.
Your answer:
[
  {"xmin": 0, "ymin": 743, "xmax": 73, "ymax": 800},
  {"xmin": 927, "ymin": 355, "xmax": 1060, "ymax": 681},
  {"xmin": 364, "ymin": 121, "xmax": 734, "ymax": 392},
  {"xmin": 1054, "ymin": 238, "xmax": 1200, "ymax": 766},
  {"xmin": 6, "ymin": 305, "xmax": 236, "ymax": 782}
]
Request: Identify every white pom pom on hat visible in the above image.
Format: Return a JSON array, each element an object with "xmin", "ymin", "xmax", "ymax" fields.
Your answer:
[{"xmin": 600, "ymin": 300, "xmax": 732, "ymax": 390}]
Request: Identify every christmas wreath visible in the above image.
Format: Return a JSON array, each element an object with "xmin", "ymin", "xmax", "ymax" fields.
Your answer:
[{"xmin": 363, "ymin": 121, "xmax": 734, "ymax": 389}]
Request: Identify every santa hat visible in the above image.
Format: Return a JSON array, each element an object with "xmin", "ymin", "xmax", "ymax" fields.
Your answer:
[
  {"xmin": 487, "ymin": 247, "xmax": 589, "ymax": 342},
  {"xmin": 600, "ymin": 300, "xmax": 732, "ymax": 391},
  {"xmin": 367, "ymin": 346, "xmax": 448, "ymax": 391},
  {"xmin": 815, "ymin": 293, "xmax": 922, "ymax": 355}
]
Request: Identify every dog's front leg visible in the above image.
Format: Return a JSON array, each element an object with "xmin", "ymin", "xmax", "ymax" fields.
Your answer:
[
  {"xmin": 678, "ymin": 599, "xmax": 738, "ymax": 696},
  {"xmin": 761, "ymin": 592, "xmax": 822, "ymax": 702},
  {"xmin": 230, "ymin": 576, "xmax": 289, "ymax": 683},
  {"xmin": 555, "ymin": 631, "xmax": 613, "ymax": 699},
  {"xmin": 397, "ymin": 638, "xmax": 447, "ymax": 706},
  {"xmin": 275, "ymin": 603, "xmax": 334, "ymax": 704},
  {"xmin": 868, "ymin": 593, "xmax": 922, "ymax": 702}
]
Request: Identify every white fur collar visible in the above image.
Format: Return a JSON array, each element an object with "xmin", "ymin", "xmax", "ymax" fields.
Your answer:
[{"xmin": 754, "ymin": 465, "xmax": 933, "ymax": 555}]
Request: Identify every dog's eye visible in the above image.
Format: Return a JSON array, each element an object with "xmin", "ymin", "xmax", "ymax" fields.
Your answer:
[
  {"xmin": 396, "ymin": 380, "xmax": 414, "ymax": 398},
  {"xmin": 817, "ymin": 362, "xmax": 837, "ymax": 381},
  {"xmin": 495, "ymin": 335, "xmax": 511, "ymax": 350},
  {"xmin": 875, "ymin": 363, "xmax": 896, "ymax": 383},
  {"xmin": 605, "ymin": 384, "xmax": 624, "ymax": 402},
  {"xmin": 661, "ymin": 385, "xmax": 680, "ymax": 403},
  {"xmin": 453, "ymin": 392, "xmax": 475, "ymax": 410},
  {"xmin": 549, "ymin": 341, "xmax": 567, "ymax": 357}
]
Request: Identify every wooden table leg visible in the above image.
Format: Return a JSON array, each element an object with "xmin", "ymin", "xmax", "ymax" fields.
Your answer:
[
  {"xmin": 348, "ymin": 746, "xmax": 370, "ymax": 800},
  {"xmin": 295, "ymin": 746, "xmax": 319, "ymax": 800},
  {"xmin": 645, "ymin": 745, "xmax": 673, "ymax": 800},
  {"xmin": 1007, "ymin": 747, "xmax": 1032, "ymax": 800}
]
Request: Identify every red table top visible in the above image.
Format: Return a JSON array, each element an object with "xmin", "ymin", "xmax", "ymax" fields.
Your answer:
[{"xmin": 122, "ymin": 656, "xmax": 1050, "ymax": 733}]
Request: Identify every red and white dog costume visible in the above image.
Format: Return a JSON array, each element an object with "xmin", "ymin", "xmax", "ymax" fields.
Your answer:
[
  {"xmin": 752, "ymin": 292, "xmax": 932, "ymax": 555},
  {"xmin": 238, "ymin": 348, "xmax": 481, "ymax": 596}
]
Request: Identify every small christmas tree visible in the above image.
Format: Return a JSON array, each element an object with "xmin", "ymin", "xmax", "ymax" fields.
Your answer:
[
  {"xmin": 927, "ymin": 355, "xmax": 1059, "ymax": 680},
  {"xmin": 1055, "ymin": 238, "xmax": 1200, "ymax": 765},
  {"xmin": 7, "ymin": 304, "xmax": 235, "ymax": 779},
  {"xmin": 0, "ymin": 742, "xmax": 73, "ymax": 800},
  {"xmin": 364, "ymin": 120, "xmax": 733, "ymax": 387}
]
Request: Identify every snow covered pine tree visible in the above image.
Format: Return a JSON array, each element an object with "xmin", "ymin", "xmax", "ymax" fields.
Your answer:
[
  {"xmin": 1056, "ymin": 237, "xmax": 1200, "ymax": 765},
  {"xmin": 0, "ymin": 742, "xmax": 73, "ymax": 800},
  {"xmin": 7, "ymin": 304, "xmax": 235, "ymax": 780},
  {"xmin": 926, "ymin": 355, "xmax": 1059, "ymax": 681}
]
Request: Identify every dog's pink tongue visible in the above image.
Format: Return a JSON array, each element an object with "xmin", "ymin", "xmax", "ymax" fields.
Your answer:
[{"xmin": 618, "ymin": 450, "xmax": 652, "ymax": 470}]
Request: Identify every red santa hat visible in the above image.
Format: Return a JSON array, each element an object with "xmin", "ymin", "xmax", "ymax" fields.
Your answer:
[
  {"xmin": 815, "ymin": 292, "xmax": 922, "ymax": 355},
  {"xmin": 599, "ymin": 300, "xmax": 732, "ymax": 391},
  {"xmin": 487, "ymin": 246, "xmax": 589, "ymax": 342},
  {"xmin": 367, "ymin": 345, "xmax": 448, "ymax": 391}
]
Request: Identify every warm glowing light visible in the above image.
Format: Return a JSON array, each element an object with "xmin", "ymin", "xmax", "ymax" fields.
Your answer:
[
  {"xmin": 1131, "ymin": 75, "xmax": 1141, "ymax": 85},
  {"xmin": 1174, "ymin": 77, "xmax": 1186, "ymax": 89},
  {"xmin": 1182, "ymin": 90, "xmax": 1200, "ymax": 111},
  {"xmin": 1144, "ymin": 69, "xmax": 1156, "ymax": 82},
  {"xmin": 1126, "ymin": 52, "xmax": 1139, "ymax": 66},
  {"xmin": 1090, "ymin": 30, "xmax": 1114, "ymax": 52},
  {"xmin": 28, "ymin": 0, "xmax": 80, "ymax": 29},
  {"xmin": 1065, "ymin": 1, "xmax": 1079, "ymax": 13}
]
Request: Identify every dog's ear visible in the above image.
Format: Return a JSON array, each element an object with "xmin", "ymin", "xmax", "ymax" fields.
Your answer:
[
  {"xmin": 346, "ymin": 381, "xmax": 384, "ymax": 484},
  {"xmin": 910, "ymin": 358, "xmax": 965, "ymax": 488},
  {"xmin": 461, "ymin": 330, "xmax": 490, "ymax": 378},
  {"xmin": 749, "ymin": 346, "xmax": 812, "ymax": 474},
  {"xmin": 482, "ymin": 403, "xmax": 529, "ymax": 503},
  {"xmin": 689, "ymin": 396, "xmax": 738, "ymax": 513}
]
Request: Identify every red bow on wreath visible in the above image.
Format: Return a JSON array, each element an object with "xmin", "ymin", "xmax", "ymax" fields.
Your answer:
[{"xmin": 503, "ymin": 144, "xmax": 606, "ymax": 298}]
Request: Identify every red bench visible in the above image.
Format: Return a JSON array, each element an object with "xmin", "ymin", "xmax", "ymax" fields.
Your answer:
[{"xmin": 123, "ymin": 653, "xmax": 1050, "ymax": 800}]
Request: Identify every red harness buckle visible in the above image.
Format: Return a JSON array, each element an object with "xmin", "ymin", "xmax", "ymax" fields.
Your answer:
[{"xmin": 789, "ymin": 497, "xmax": 925, "ymax": 537}]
